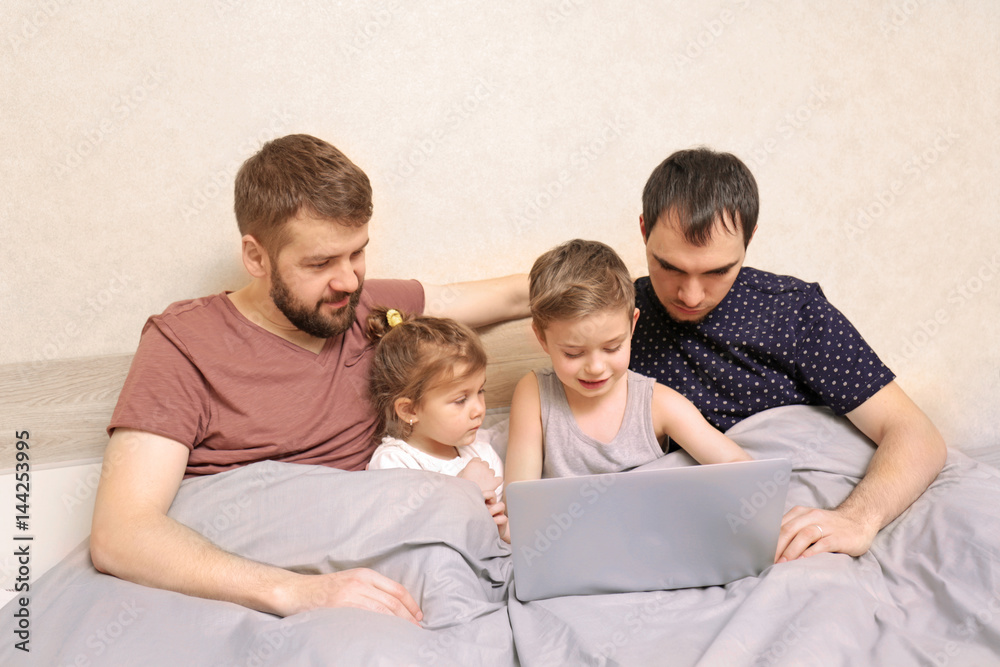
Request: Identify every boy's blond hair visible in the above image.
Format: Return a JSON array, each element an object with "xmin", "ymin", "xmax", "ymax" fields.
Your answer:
[{"xmin": 529, "ymin": 239, "xmax": 635, "ymax": 334}]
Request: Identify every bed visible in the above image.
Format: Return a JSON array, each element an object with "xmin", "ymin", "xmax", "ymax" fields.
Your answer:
[{"xmin": 2, "ymin": 318, "xmax": 999, "ymax": 665}]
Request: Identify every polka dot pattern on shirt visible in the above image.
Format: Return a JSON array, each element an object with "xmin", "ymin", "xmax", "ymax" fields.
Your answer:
[{"xmin": 630, "ymin": 268, "xmax": 894, "ymax": 432}]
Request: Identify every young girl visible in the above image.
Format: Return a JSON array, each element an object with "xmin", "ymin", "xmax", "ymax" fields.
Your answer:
[
  {"xmin": 365, "ymin": 306, "xmax": 508, "ymax": 541},
  {"xmin": 505, "ymin": 239, "xmax": 751, "ymax": 488}
]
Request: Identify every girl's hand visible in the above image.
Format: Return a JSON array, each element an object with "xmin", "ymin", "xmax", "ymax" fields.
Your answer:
[
  {"xmin": 484, "ymin": 491, "xmax": 510, "ymax": 542},
  {"xmin": 457, "ymin": 457, "xmax": 500, "ymax": 495}
]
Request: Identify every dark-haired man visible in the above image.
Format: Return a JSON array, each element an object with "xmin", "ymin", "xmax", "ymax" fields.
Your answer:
[
  {"xmin": 630, "ymin": 148, "xmax": 946, "ymax": 563},
  {"xmin": 90, "ymin": 134, "xmax": 527, "ymax": 622}
]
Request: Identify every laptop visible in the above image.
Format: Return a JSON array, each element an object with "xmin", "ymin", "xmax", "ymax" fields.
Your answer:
[{"xmin": 505, "ymin": 458, "xmax": 792, "ymax": 601}]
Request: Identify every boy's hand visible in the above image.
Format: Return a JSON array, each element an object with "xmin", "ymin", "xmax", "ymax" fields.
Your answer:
[{"xmin": 457, "ymin": 457, "xmax": 500, "ymax": 496}]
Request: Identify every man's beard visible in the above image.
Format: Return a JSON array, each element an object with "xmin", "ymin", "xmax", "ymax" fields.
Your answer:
[
  {"xmin": 665, "ymin": 307, "xmax": 712, "ymax": 326},
  {"xmin": 270, "ymin": 270, "xmax": 364, "ymax": 339}
]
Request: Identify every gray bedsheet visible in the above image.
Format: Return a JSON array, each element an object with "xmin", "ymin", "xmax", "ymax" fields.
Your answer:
[
  {"xmin": 4, "ymin": 405, "xmax": 999, "ymax": 665},
  {"xmin": 510, "ymin": 406, "xmax": 1000, "ymax": 666},
  {"xmin": 5, "ymin": 465, "xmax": 516, "ymax": 666}
]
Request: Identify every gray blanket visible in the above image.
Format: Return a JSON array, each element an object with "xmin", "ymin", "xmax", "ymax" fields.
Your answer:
[
  {"xmin": 510, "ymin": 406, "xmax": 1000, "ymax": 666},
  {"xmin": 4, "ymin": 406, "xmax": 999, "ymax": 665}
]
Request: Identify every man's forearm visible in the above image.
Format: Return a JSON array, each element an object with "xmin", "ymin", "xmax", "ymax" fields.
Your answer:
[
  {"xmin": 837, "ymin": 411, "xmax": 947, "ymax": 534},
  {"xmin": 423, "ymin": 274, "xmax": 530, "ymax": 327},
  {"xmin": 776, "ymin": 384, "xmax": 947, "ymax": 562},
  {"xmin": 91, "ymin": 430, "xmax": 298, "ymax": 615},
  {"xmin": 91, "ymin": 510, "xmax": 296, "ymax": 615}
]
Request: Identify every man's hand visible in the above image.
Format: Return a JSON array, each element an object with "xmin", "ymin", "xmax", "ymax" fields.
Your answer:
[
  {"xmin": 774, "ymin": 505, "xmax": 878, "ymax": 563},
  {"xmin": 271, "ymin": 568, "xmax": 423, "ymax": 624},
  {"xmin": 456, "ymin": 457, "xmax": 501, "ymax": 496}
]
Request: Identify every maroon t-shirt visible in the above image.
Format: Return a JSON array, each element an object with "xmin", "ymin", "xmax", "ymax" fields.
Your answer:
[{"xmin": 108, "ymin": 280, "xmax": 424, "ymax": 477}]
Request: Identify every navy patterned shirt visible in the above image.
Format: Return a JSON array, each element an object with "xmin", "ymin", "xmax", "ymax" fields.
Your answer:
[{"xmin": 631, "ymin": 267, "xmax": 894, "ymax": 432}]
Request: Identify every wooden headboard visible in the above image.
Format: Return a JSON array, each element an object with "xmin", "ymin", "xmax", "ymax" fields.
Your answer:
[{"xmin": 0, "ymin": 318, "xmax": 547, "ymax": 471}]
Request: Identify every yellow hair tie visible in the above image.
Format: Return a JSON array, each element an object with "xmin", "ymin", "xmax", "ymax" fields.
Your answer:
[{"xmin": 386, "ymin": 309, "xmax": 403, "ymax": 328}]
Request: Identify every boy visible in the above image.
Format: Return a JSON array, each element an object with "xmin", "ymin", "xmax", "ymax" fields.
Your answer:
[{"xmin": 504, "ymin": 239, "xmax": 750, "ymax": 487}]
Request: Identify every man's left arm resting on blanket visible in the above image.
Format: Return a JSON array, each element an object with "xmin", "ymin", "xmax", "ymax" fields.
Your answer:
[{"xmin": 775, "ymin": 381, "xmax": 947, "ymax": 562}]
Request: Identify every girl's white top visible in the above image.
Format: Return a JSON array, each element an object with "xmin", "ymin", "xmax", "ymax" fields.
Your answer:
[{"xmin": 367, "ymin": 435, "xmax": 504, "ymax": 498}]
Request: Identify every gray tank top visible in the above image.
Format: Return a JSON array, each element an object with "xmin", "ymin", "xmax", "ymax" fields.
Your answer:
[{"xmin": 538, "ymin": 368, "xmax": 665, "ymax": 478}]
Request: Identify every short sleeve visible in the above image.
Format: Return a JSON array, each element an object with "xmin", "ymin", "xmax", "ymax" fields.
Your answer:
[
  {"xmin": 108, "ymin": 318, "xmax": 211, "ymax": 448},
  {"xmin": 793, "ymin": 293, "xmax": 895, "ymax": 415},
  {"xmin": 363, "ymin": 279, "xmax": 425, "ymax": 317}
]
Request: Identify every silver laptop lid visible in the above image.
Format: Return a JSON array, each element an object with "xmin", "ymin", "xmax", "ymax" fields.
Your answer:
[{"xmin": 506, "ymin": 458, "xmax": 792, "ymax": 601}]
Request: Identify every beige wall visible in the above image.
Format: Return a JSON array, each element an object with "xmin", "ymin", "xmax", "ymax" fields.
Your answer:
[{"xmin": 2, "ymin": 1, "xmax": 997, "ymax": 449}]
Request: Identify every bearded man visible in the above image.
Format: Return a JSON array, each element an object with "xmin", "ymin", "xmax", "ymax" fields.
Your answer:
[{"xmin": 90, "ymin": 134, "xmax": 528, "ymax": 622}]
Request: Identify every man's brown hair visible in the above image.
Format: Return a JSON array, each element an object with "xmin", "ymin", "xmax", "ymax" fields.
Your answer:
[{"xmin": 234, "ymin": 134, "xmax": 373, "ymax": 256}]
